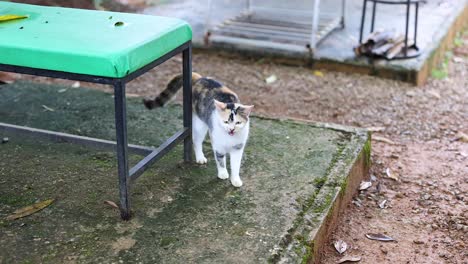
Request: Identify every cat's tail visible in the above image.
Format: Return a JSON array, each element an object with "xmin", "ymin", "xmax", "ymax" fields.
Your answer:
[{"xmin": 143, "ymin": 72, "xmax": 202, "ymax": 110}]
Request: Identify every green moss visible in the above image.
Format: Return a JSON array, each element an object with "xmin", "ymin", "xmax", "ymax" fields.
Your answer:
[
  {"xmin": 325, "ymin": 141, "xmax": 347, "ymax": 177},
  {"xmin": 431, "ymin": 49, "xmax": 456, "ymax": 79},
  {"xmin": 89, "ymin": 152, "xmax": 114, "ymax": 168},
  {"xmin": 363, "ymin": 138, "xmax": 371, "ymax": 168},
  {"xmin": 230, "ymin": 225, "xmax": 248, "ymax": 236},
  {"xmin": 313, "ymin": 191, "xmax": 334, "ymax": 214},
  {"xmin": 0, "ymin": 220, "xmax": 12, "ymax": 229},
  {"xmin": 0, "ymin": 193, "xmax": 36, "ymax": 207},
  {"xmin": 301, "ymin": 242, "xmax": 313, "ymax": 264},
  {"xmin": 294, "ymin": 234, "xmax": 304, "ymax": 242},
  {"xmin": 312, "ymin": 177, "xmax": 326, "ymax": 189},
  {"xmin": 339, "ymin": 178, "xmax": 348, "ymax": 197},
  {"xmin": 160, "ymin": 236, "xmax": 178, "ymax": 248},
  {"xmin": 454, "ymin": 32, "xmax": 463, "ymax": 47}
]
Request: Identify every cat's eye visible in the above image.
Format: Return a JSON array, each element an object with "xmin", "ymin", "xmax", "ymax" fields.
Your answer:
[
  {"xmin": 236, "ymin": 121, "xmax": 241, "ymax": 125},
  {"xmin": 224, "ymin": 121, "xmax": 229, "ymax": 124}
]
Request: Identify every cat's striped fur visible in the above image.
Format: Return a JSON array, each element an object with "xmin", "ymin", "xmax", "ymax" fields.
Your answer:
[{"xmin": 143, "ymin": 73, "xmax": 253, "ymax": 187}]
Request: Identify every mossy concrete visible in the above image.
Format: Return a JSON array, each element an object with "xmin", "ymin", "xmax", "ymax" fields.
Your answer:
[{"xmin": 0, "ymin": 82, "xmax": 369, "ymax": 263}]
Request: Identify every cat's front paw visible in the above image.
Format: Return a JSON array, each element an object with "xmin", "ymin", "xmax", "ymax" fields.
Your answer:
[
  {"xmin": 217, "ymin": 170, "xmax": 229, "ymax": 180},
  {"xmin": 196, "ymin": 156, "xmax": 207, "ymax": 164},
  {"xmin": 231, "ymin": 178, "xmax": 243, "ymax": 187}
]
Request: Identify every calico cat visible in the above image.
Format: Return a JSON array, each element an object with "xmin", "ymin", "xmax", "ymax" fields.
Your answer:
[{"xmin": 143, "ymin": 73, "xmax": 253, "ymax": 187}]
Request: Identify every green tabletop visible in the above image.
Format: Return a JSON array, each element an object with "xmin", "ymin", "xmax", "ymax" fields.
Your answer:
[{"xmin": 0, "ymin": 2, "xmax": 192, "ymax": 78}]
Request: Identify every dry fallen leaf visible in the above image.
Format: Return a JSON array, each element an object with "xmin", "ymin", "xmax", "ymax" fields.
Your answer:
[
  {"xmin": 126, "ymin": 93, "xmax": 141, "ymax": 98},
  {"xmin": 365, "ymin": 233, "xmax": 395, "ymax": 242},
  {"xmin": 265, "ymin": 75, "xmax": 277, "ymax": 84},
  {"xmin": 372, "ymin": 136, "xmax": 395, "ymax": 144},
  {"xmin": 313, "ymin": 70, "xmax": 324, "ymax": 77},
  {"xmin": 385, "ymin": 168, "xmax": 399, "ymax": 181},
  {"xmin": 359, "ymin": 181, "xmax": 372, "ymax": 191},
  {"xmin": 104, "ymin": 200, "xmax": 119, "ymax": 209},
  {"xmin": 334, "ymin": 240, "xmax": 348, "ymax": 254},
  {"xmin": 378, "ymin": 200, "xmax": 387, "ymax": 209},
  {"xmin": 6, "ymin": 199, "xmax": 54, "ymax": 220},
  {"xmin": 426, "ymin": 90, "xmax": 441, "ymax": 99},
  {"xmin": 72, "ymin": 81, "xmax": 80, "ymax": 88},
  {"xmin": 337, "ymin": 256, "xmax": 361, "ymax": 263},
  {"xmin": 454, "ymin": 132, "xmax": 468, "ymax": 143},
  {"xmin": 453, "ymin": 56, "xmax": 463, "ymax": 63},
  {"xmin": 0, "ymin": 14, "xmax": 28, "ymax": 22},
  {"xmin": 0, "ymin": 72, "xmax": 16, "ymax": 84}
]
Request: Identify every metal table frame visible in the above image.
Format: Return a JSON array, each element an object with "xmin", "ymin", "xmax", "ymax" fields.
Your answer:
[
  {"xmin": 205, "ymin": 0, "xmax": 346, "ymax": 55},
  {"xmin": 0, "ymin": 41, "xmax": 193, "ymax": 220},
  {"xmin": 359, "ymin": 0, "xmax": 421, "ymax": 59}
]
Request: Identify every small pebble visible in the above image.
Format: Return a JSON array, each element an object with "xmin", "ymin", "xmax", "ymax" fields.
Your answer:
[{"xmin": 1, "ymin": 137, "xmax": 8, "ymax": 143}]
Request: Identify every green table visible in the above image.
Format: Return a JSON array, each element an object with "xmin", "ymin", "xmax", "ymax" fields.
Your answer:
[{"xmin": 0, "ymin": 2, "xmax": 193, "ymax": 220}]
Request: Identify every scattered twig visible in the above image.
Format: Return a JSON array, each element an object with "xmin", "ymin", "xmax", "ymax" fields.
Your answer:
[
  {"xmin": 337, "ymin": 256, "xmax": 361, "ymax": 263},
  {"xmin": 372, "ymin": 136, "xmax": 395, "ymax": 145},
  {"xmin": 365, "ymin": 126, "xmax": 386, "ymax": 132},
  {"xmin": 365, "ymin": 233, "xmax": 395, "ymax": 242},
  {"xmin": 42, "ymin": 105, "xmax": 55, "ymax": 112},
  {"xmin": 104, "ymin": 200, "xmax": 119, "ymax": 209}
]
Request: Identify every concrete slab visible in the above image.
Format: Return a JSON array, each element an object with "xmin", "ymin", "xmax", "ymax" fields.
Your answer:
[
  {"xmin": 0, "ymin": 82, "xmax": 369, "ymax": 263},
  {"xmin": 142, "ymin": 0, "xmax": 467, "ymax": 84}
]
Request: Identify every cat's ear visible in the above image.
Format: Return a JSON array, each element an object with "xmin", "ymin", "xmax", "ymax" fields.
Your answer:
[
  {"xmin": 241, "ymin": 105, "xmax": 254, "ymax": 116},
  {"xmin": 214, "ymin": 100, "xmax": 226, "ymax": 110}
]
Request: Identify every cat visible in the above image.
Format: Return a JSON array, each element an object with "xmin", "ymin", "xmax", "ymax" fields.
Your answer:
[{"xmin": 143, "ymin": 73, "xmax": 254, "ymax": 187}]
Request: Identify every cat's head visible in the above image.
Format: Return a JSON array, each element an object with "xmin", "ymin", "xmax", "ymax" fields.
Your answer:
[{"xmin": 214, "ymin": 100, "xmax": 254, "ymax": 136}]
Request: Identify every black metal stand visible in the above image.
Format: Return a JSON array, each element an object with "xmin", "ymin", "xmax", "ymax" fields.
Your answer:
[
  {"xmin": 0, "ymin": 41, "xmax": 193, "ymax": 220},
  {"xmin": 359, "ymin": 0, "xmax": 421, "ymax": 59}
]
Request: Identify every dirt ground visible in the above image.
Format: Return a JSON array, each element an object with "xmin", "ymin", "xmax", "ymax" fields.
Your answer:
[{"xmin": 4, "ymin": 30, "xmax": 467, "ymax": 264}]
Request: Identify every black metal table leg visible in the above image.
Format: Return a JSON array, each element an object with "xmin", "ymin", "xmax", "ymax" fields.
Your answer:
[
  {"xmin": 414, "ymin": 2, "xmax": 419, "ymax": 47},
  {"xmin": 113, "ymin": 80, "xmax": 131, "ymax": 220},
  {"xmin": 404, "ymin": 0, "xmax": 410, "ymax": 56},
  {"xmin": 359, "ymin": 0, "xmax": 368, "ymax": 43},
  {"xmin": 182, "ymin": 43, "xmax": 193, "ymax": 162},
  {"xmin": 370, "ymin": 0, "xmax": 377, "ymax": 33}
]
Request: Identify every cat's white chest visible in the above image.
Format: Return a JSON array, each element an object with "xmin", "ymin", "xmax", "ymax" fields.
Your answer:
[{"xmin": 211, "ymin": 124, "xmax": 249, "ymax": 153}]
